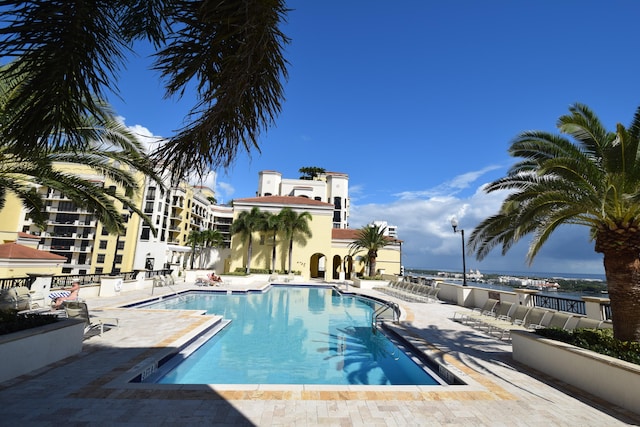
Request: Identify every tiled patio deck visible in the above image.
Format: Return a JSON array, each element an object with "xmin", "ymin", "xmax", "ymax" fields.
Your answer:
[{"xmin": 1, "ymin": 280, "xmax": 638, "ymax": 426}]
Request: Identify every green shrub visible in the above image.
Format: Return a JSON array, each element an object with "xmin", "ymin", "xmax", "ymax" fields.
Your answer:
[
  {"xmin": 537, "ymin": 327, "xmax": 640, "ymax": 365},
  {"xmin": 0, "ymin": 310, "xmax": 59, "ymax": 336}
]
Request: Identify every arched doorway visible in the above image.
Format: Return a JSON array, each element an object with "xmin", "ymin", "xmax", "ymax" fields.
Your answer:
[
  {"xmin": 310, "ymin": 253, "xmax": 327, "ymax": 278},
  {"xmin": 332, "ymin": 255, "xmax": 342, "ymax": 280}
]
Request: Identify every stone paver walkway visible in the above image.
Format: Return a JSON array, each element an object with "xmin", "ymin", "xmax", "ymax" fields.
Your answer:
[{"xmin": 1, "ymin": 280, "xmax": 638, "ymax": 426}]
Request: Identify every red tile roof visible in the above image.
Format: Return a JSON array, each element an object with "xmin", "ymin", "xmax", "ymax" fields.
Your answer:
[
  {"xmin": 332, "ymin": 228, "xmax": 402, "ymax": 243},
  {"xmin": 0, "ymin": 243, "xmax": 67, "ymax": 260},
  {"xmin": 234, "ymin": 195, "xmax": 333, "ymax": 207},
  {"xmin": 17, "ymin": 232, "xmax": 41, "ymax": 240}
]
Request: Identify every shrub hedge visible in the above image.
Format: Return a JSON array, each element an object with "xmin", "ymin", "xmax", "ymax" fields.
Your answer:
[
  {"xmin": 536, "ymin": 327, "xmax": 640, "ymax": 365},
  {"xmin": 0, "ymin": 310, "xmax": 59, "ymax": 336}
]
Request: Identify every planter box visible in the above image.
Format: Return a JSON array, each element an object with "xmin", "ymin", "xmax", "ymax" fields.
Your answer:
[
  {"xmin": 511, "ymin": 329, "xmax": 640, "ymax": 415},
  {"xmin": 352, "ymin": 278, "xmax": 389, "ymax": 289},
  {"xmin": 0, "ymin": 318, "xmax": 85, "ymax": 383}
]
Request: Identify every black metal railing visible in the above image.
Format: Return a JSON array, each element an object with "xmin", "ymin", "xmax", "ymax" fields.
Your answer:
[
  {"xmin": 0, "ymin": 276, "xmax": 36, "ymax": 290},
  {"xmin": 1, "ymin": 269, "xmax": 172, "ymax": 292},
  {"xmin": 533, "ymin": 294, "xmax": 586, "ymax": 315}
]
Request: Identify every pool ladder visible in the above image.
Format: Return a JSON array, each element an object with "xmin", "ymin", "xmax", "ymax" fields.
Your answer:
[{"xmin": 371, "ymin": 301, "xmax": 400, "ymax": 333}]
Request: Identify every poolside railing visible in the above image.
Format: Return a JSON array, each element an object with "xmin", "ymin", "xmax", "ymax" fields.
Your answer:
[{"xmin": 533, "ymin": 294, "xmax": 586, "ymax": 316}]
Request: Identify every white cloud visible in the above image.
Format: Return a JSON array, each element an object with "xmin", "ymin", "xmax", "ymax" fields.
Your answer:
[
  {"xmin": 350, "ymin": 168, "xmax": 604, "ymax": 275},
  {"xmin": 393, "ymin": 165, "xmax": 503, "ymax": 200},
  {"xmin": 119, "ymin": 117, "xmax": 167, "ymax": 154},
  {"xmin": 216, "ymin": 181, "xmax": 235, "ymax": 202}
]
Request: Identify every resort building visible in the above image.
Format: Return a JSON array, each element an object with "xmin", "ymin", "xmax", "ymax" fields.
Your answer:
[
  {"xmin": 0, "ymin": 166, "xmax": 401, "ymax": 280},
  {"xmin": 257, "ymin": 170, "xmax": 350, "ymax": 229},
  {"xmin": 229, "ymin": 194, "xmax": 402, "ymax": 280}
]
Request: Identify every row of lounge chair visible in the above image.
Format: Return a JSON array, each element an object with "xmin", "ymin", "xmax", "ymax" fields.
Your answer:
[
  {"xmin": 374, "ymin": 280, "xmax": 440, "ymax": 303},
  {"xmin": 453, "ymin": 299, "xmax": 612, "ymax": 340}
]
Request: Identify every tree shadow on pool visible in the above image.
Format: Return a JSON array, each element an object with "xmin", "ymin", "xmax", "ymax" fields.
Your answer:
[{"xmin": 315, "ymin": 326, "xmax": 406, "ymax": 385}]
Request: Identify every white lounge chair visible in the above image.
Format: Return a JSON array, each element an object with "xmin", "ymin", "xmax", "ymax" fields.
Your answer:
[{"xmin": 64, "ymin": 301, "xmax": 119, "ymax": 337}]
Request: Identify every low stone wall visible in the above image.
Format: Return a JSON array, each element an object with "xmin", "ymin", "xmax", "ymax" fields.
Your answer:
[
  {"xmin": 511, "ymin": 330, "xmax": 640, "ymax": 415},
  {"xmin": 0, "ymin": 318, "xmax": 85, "ymax": 383}
]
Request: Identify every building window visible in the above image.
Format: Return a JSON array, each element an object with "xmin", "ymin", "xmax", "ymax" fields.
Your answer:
[
  {"xmin": 146, "ymin": 187, "xmax": 156, "ymax": 200},
  {"xmin": 115, "ymin": 255, "xmax": 123, "ymax": 264},
  {"xmin": 95, "ymin": 267, "xmax": 103, "ymax": 274},
  {"xmin": 96, "ymin": 254, "xmax": 105, "ymax": 263},
  {"xmin": 144, "ymin": 201, "xmax": 154, "ymax": 214},
  {"xmin": 62, "ymin": 268, "xmax": 72, "ymax": 274},
  {"xmin": 334, "ymin": 197, "xmax": 342, "ymax": 209},
  {"xmin": 101, "ymin": 227, "xmax": 109, "ymax": 236},
  {"xmin": 99, "ymin": 240, "xmax": 107, "ymax": 249},
  {"xmin": 116, "ymin": 241, "xmax": 125, "ymax": 250},
  {"xmin": 140, "ymin": 227, "xmax": 151, "ymax": 240}
]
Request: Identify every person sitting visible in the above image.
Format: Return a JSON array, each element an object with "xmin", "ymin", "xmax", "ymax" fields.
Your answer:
[
  {"xmin": 51, "ymin": 281, "xmax": 81, "ymax": 309},
  {"xmin": 207, "ymin": 272, "xmax": 223, "ymax": 284}
]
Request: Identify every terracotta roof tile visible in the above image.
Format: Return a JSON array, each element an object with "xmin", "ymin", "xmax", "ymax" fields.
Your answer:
[
  {"xmin": 17, "ymin": 232, "xmax": 40, "ymax": 240},
  {"xmin": 234, "ymin": 195, "xmax": 333, "ymax": 207},
  {"xmin": 0, "ymin": 243, "xmax": 67, "ymax": 260},
  {"xmin": 332, "ymin": 228, "xmax": 402, "ymax": 243}
]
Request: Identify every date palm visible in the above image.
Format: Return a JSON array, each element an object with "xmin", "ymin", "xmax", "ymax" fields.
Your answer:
[
  {"xmin": 279, "ymin": 207, "xmax": 312, "ymax": 274},
  {"xmin": 468, "ymin": 103, "xmax": 640, "ymax": 342},
  {"xmin": 349, "ymin": 224, "xmax": 388, "ymax": 277},
  {"xmin": 0, "ymin": 0, "xmax": 289, "ymax": 180},
  {"xmin": 231, "ymin": 207, "xmax": 265, "ymax": 274},
  {"xmin": 0, "ymin": 66, "xmax": 160, "ymax": 234},
  {"xmin": 258, "ymin": 211, "xmax": 284, "ymax": 273}
]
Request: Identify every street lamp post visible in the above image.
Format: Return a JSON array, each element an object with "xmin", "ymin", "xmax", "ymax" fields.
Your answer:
[{"xmin": 450, "ymin": 218, "xmax": 467, "ymax": 286}]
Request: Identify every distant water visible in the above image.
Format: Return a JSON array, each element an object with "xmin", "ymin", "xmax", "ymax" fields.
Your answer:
[
  {"xmin": 413, "ymin": 268, "xmax": 606, "ymax": 282},
  {"xmin": 482, "ymin": 270, "xmax": 606, "ymax": 282},
  {"xmin": 408, "ymin": 269, "xmax": 607, "ymax": 300}
]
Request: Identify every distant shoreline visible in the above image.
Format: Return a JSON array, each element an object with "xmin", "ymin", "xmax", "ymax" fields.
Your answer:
[{"xmin": 407, "ymin": 268, "xmax": 606, "ymax": 282}]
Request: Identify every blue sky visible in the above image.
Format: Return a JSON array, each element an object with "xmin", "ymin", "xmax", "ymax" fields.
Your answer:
[{"xmin": 109, "ymin": 1, "xmax": 640, "ymax": 276}]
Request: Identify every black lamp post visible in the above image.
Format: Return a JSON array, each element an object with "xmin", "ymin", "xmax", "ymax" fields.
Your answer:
[{"xmin": 450, "ymin": 218, "xmax": 467, "ymax": 286}]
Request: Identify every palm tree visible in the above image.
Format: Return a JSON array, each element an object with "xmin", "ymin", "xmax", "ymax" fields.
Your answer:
[
  {"xmin": 468, "ymin": 103, "xmax": 640, "ymax": 342},
  {"xmin": 279, "ymin": 207, "xmax": 312, "ymax": 274},
  {"xmin": 0, "ymin": 66, "xmax": 160, "ymax": 234},
  {"xmin": 231, "ymin": 207, "xmax": 264, "ymax": 274},
  {"xmin": 200, "ymin": 229, "xmax": 224, "ymax": 269},
  {"xmin": 187, "ymin": 229, "xmax": 225, "ymax": 269},
  {"xmin": 0, "ymin": 1, "xmax": 289, "ymax": 180},
  {"xmin": 349, "ymin": 224, "xmax": 389, "ymax": 277},
  {"xmin": 186, "ymin": 230, "xmax": 205, "ymax": 270},
  {"xmin": 259, "ymin": 211, "xmax": 285, "ymax": 273}
]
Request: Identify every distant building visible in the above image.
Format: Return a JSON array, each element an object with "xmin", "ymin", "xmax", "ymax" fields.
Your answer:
[
  {"xmin": 371, "ymin": 221, "xmax": 398, "ymax": 238},
  {"xmin": 257, "ymin": 170, "xmax": 349, "ymax": 229}
]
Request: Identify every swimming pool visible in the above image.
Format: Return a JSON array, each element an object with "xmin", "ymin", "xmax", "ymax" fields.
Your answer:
[{"xmin": 138, "ymin": 286, "xmax": 444, "ymax": 385}]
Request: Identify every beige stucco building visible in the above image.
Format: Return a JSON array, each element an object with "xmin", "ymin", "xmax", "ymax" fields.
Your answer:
[{"xmin": 228, "ymin": 195, "xmax": 402, "ymax": 280}]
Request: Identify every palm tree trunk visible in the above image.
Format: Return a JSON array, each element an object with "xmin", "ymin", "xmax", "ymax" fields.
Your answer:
[
  {"xmin": 369, "ymin": 256, "xmax": 376, "ymax": 277},
  {"xmin": 271, "ymin": 231, "xmax": 277, "ymax": 273},
  {"xmin": 246, "ymin": 238, "xmax": 253, "ymax": 274},
  {"xmin": 288, "ymin": 238, "xmax": 293, "ymax": 273},
  {"xmin": 603, "ymin": 250, "xmax": 640, "ymax": 342}
]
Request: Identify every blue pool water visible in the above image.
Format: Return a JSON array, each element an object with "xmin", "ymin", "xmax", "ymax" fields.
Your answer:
[{"xmin": 141, "ymin": 286, "xmax": 440, "ymax": 385}]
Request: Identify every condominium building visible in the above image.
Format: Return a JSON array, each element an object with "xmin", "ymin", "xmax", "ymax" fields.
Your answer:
[{"xmin": 0, "ymin": 164, "xmax": 225, "ymax": 275}]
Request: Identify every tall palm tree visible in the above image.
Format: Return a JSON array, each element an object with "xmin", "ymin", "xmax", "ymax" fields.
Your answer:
[
  {"xmin": 0, "ymin": 0, "xmax": 289, "ymax": 180},
  {"xmin": 349, "ymin": 224, "xmax": 389, "ymax": 277},
  {"xmin": 231, "ymin": 207, "xmax": 264, "ymax": 274},
  {"xmin": 186, "ymin": 230, "xmax": 205, "ymax": 270},
  {"xmin": 200, "ymin": 229, "xmax": 224, "ymax": 269},
  {"xmin": 468, "ymin": 103, "xmax": 640, "ymax": 342},
  {"xmin": 259, "ymin": 211, "xmax": 285, "ymax": 273},
  {"xmin": 0, "ymin": 65, "xmax": 161, "ymax": 234},
  {"xmin": 279, "ymin": 207, "xmax": 312, "ymax": 274}
]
